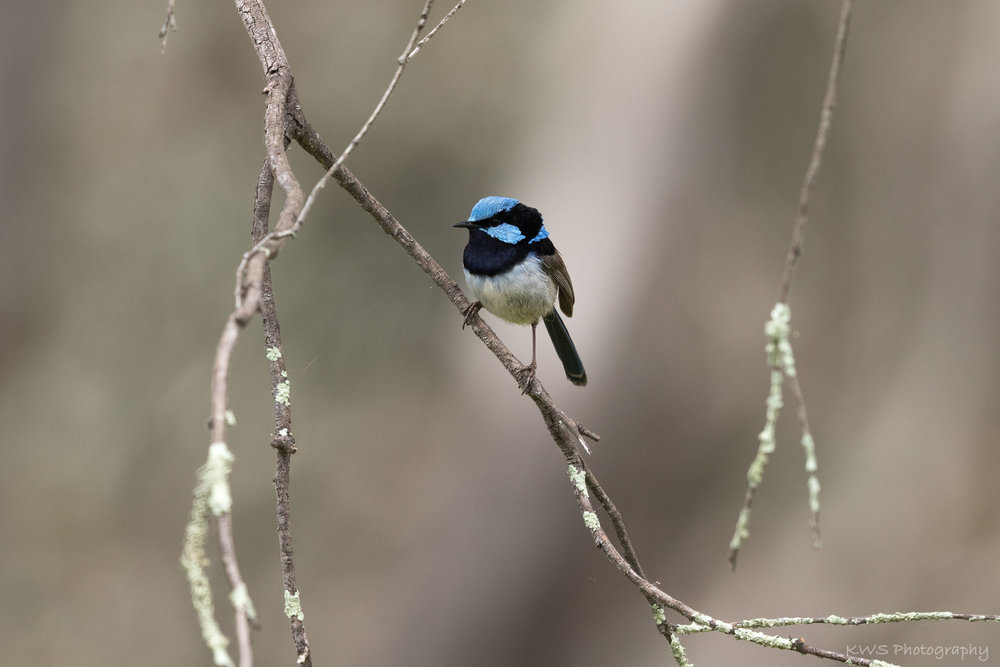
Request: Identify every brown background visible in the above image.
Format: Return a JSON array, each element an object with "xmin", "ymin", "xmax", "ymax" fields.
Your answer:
[{"xmin": 2, "ymin": 1, "xmax": 998, "ymax": 665}]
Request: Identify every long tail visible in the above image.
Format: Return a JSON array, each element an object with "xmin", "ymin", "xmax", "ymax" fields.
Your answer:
[{"xmin": 542, "ymin": 309, "xmax": 587, "ymax": 386}]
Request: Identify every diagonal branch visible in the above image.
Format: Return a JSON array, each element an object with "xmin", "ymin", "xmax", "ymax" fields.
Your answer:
[
  {"xmin": 259, "ymin": 0, "xmax": 468, "ymax": 258},
  {"xmin": 195, "ymin": 1, "xmax": 998, "ymax": 665}
]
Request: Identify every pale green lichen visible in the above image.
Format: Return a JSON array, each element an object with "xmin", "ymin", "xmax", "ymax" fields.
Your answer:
[
  {"xmin": 284, "ymin": 589, "xmax": 304, "ymax": 621},
  {"xmin": 265, "ymin": 346, "xmax": 282, "ymax": 361},
  {"xmin": 181, "ymin": 443, "xmax": 237, "ymax": 667},
  {"xmin": 733, "ymin": 627, "xmax": 792, "ymax": 649},
  {"xmin": 582, "ymin": 511, "xmax": 600, "ymax": 532},
  {"xmin": 729, "ymin": 507, "xmax": 751, "ymax": 552},
  {"xmin": 764, "ymin": 303, "xmax": 790, "ymax": 364},
  {"xmin": 765, "ymin": 302, "xmax": 796, "ymax": 375},
  {"xmin": 807, "ymin": 475, "xmax": 822, "ymax": 514},
  {"xmin": 275, "ymin": 380, "xmax": 291, "ymax": 406},
  {"xmin": 802, "ymin": 433, "xmax": 817, "ymax": 472},
  {"xmin": 205, "ymin": 442, "xmax": 235, "ymax": 516},
  {"xmin": 748, "ymin": 368, "xmax": 783, "ymax": 487},
  {"xmin": 692, "ymin": 613, "xmax": 719, "ymax": 629},
  {"xmin": 801, "ymin": 430, "xmax": 821, "ymax": 519},
  {"xmin": 669, "ymin": 632, "xmax": 692, "ymax": 666},
  {"xmin": 224, "ymin": 409, "xmax": 237, "ymax": 427},
  {"xmin": 730, "ymin": 304, "xmax": 798, "ymax": 557},
  {"xmin": 277, "ymin": 428, "xmax": 288, "ymax": 438},
  {"xmin": 651, "ymin": 604, "xmax": 666, "ymax": 625},
  {"xmin": 738, "ymin": 616, "xmax": 813, "ymax": 628},
  {"xmin": 567, "ymin": 466, "xmax": 587, "ymax": 496},
  {"xmin": 869, "ymin": 611, "xmax": 953, "ymax": 623},
  {"xmin": 229, "ymin": 582, "xmax": 258, "ymax": 622},
  {"xmin": 672, "ymin": 623, "xmax": 705, "ymax": 635}
]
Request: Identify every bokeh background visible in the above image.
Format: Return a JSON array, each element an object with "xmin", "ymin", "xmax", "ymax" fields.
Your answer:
[{"xmin": 2, "ymin": 1, "xmax": 999, "ymax": 665}]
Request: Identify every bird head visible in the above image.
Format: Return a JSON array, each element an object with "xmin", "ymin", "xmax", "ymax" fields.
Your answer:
[{"xmin": 453, "ymin": 196, "xmax": 548, "ymax": 245}]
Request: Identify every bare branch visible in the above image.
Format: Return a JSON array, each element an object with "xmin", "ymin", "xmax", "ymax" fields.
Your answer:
[
  {"xmin": 293, "ymin": 0, "xmax": 466, "ymax": 244},
  {"xmin": 787, "ymin": 371, "xmax": 821, "ymax": 546},
  {"xmin": 250, "ymin": 159, "xmax": 312, "ymax": 665},
  {"xmin": 584, "ymin": 463, "xmax": 644, "ymax": 578},
  {"xmin": 402, "ymin": 0, "xmax": 468, "ymax": 63},
  {"xmin": 207, "ymin": 3, "xmax": 470, "ymax": 665},
  {"xmin": 210, "ymin": 1, "xmax": 314, "ymax": 663},
  {"xmin": 188, "ymin": 0, "xmax": 1000, "ymax": 664},
  {"xmin": 778, "ymin": 0, "xmax": 853, "ymax": 305},
  {"xmin": 218, "ymin": 512, "xmax": 256, "ymax": 667},
  {"xmin": 278, "ymin": 11, "xmax": 994, "ymax": 662},
  {"xmin": 158, "ymin": 0, "xmax": 177, "ymax": 54}
]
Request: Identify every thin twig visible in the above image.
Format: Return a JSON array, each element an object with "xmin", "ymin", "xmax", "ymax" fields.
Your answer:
[
  {"xmin": 787, "ymin": 372, "xmax": 821, "ymax": 546},
  {"xmin": 181, "ymin": 443, "xmax": 239, "ymax": 667},
  {"xmin": 777, "ymin": 0, "xmax": 852, "ymax": 305},
  {"xmin": 210, "ymin": 2, "xmax": 470, "ymax": 663},
  {"xmin": 285, "ymin": 6, "xmax": 993, "ymax": 664},
  {"xmin": 584, "ymin": 462, "xmax": 675, "ymax": 642},
  {"xmin": 292, "ymin": 0, "xmax": 464, "ymax": 241},
  {"xmin": 217, "ymin": 512, "xmax": 256, "ymax": 667},
  {"xmin": 288, "ymin": 116, "xmax": 580, "ymax": 408},
  {"xmin": 199, "ymin": 0, "xmax": 1000, "ymax": 664},
  {"xmin": 213, "ymin": 1, "xmax": 313, "ymax": 663},
  {"xmin": 158, "ymin": 0, "xmax": 177, "ymax": 54},
  {"xmin": 287, "ymin": 84, "xmax": 980, "ymax": 666},
  {"xmin": 236, "ymin": 0, "xmax": 465, "ymax": 302},
  {"xmin": 730, "ymin": 610, "xmax": 1000, "ymax": 630},
  {"xmin": 403, "ymin": 0, "xmax": 468, "ymax": 62},
  {"xmin": 250, "ymin": 159, "xmax": 312, "ymax": 665},
  {"xmin": 730, "ymin": 0, "xmax": 851, "ymax": 567},
  {"xmin": 584, "ymin": 464, "xmax": 644, "ymax": 578}
]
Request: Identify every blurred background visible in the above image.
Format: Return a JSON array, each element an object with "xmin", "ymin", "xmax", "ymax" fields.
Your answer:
[{"xmin": 2, "ymin": 1, "xmax": 999, "ymax": 665}]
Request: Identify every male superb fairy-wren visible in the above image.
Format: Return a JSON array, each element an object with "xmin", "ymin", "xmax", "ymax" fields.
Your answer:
[{"xmin": 454, "ymin": 196, "xmax": 587, "ymax": 388}]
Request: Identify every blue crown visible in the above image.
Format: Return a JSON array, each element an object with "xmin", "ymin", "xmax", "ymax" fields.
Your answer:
[{"xmin": 468, "ymin": 196, "xmax": 520, "ymax": 222}]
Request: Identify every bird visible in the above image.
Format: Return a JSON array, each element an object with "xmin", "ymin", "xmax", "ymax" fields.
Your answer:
[{"xmin": 454, "ymin": 196, "xmax": 587, "ymax": 389}]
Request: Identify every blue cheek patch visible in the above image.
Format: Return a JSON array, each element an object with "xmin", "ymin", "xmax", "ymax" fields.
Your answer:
[
  {"xmin": 483, "ymin": 223, "xmax": 526, "ymax": 244},
  {"xmin": 469, "ymin": 196, "xmax": 520, "ymax": 222},
  {"xmin": 529, "ymin": 226, "xmax": 549, "ymax": 243}
]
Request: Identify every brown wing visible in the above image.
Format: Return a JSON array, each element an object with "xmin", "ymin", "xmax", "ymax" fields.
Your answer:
[{"xmin": 542, "ymin": 250, "xmax": 575, "ymax": 317}]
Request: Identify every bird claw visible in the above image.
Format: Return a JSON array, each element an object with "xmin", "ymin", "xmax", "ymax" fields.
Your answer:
[
  {"xmin": 516, "ymin": 362, "xmax": 537, "ymax": 395},
  {"xmin": 461, "ymin": 301, "xmax": 483, "ymax": 329}
]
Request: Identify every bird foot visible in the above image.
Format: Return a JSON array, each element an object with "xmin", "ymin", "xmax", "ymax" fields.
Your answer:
[
  {"xmin": 516, "ymin": 362, "xmax": 537, "ymax": 395},
  {"xmin": 461, "ymin": 301, "xmax": 483, "ymax": 329}
]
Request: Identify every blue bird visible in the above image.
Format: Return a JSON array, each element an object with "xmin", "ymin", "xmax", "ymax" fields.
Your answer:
[{"xmin": 454, "ymin": 196, "xmax": 587, "ymax": 388}]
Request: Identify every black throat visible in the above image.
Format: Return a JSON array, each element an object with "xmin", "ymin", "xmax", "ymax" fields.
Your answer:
[{"xmin": 461, "ymin": 204, "xmax": 556, "ymax": 277}]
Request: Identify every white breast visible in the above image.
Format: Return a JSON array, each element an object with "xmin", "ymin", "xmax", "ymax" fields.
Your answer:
[{"xmin": 465, "ymin": 254, "xmax": 557, "ymax": 325}]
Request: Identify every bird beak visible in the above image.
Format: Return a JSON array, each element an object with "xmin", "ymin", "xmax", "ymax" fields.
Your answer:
[{"xmin": 453, "ymin": 221, "xmax": 477, "ymax": 229}]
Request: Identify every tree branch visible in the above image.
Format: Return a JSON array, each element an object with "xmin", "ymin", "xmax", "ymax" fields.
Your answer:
[
  {"xmin": 251, "ymin": 157, "xmax": 313, "ymax": 666},
  {"xmin": 778, "ymin": 0, "xmax": 853, "ymax": 305},
  {"xmin": 158, "ymin": 0, "xmax": 177, "ymax": 54},
  {"xmin": 730, "ymin": 0, "xmax": 852, "ymax": 567},
  {"xmin": 217, "ymin": 512, "xmax": 256, "ymax": 667},
  {"xmin": 198, "ymin": 2, "xmax": 469, "ymax": 664},
  {"xmin": 185, "ymin": 0, "xmax": 999, "ymax": 664}
]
